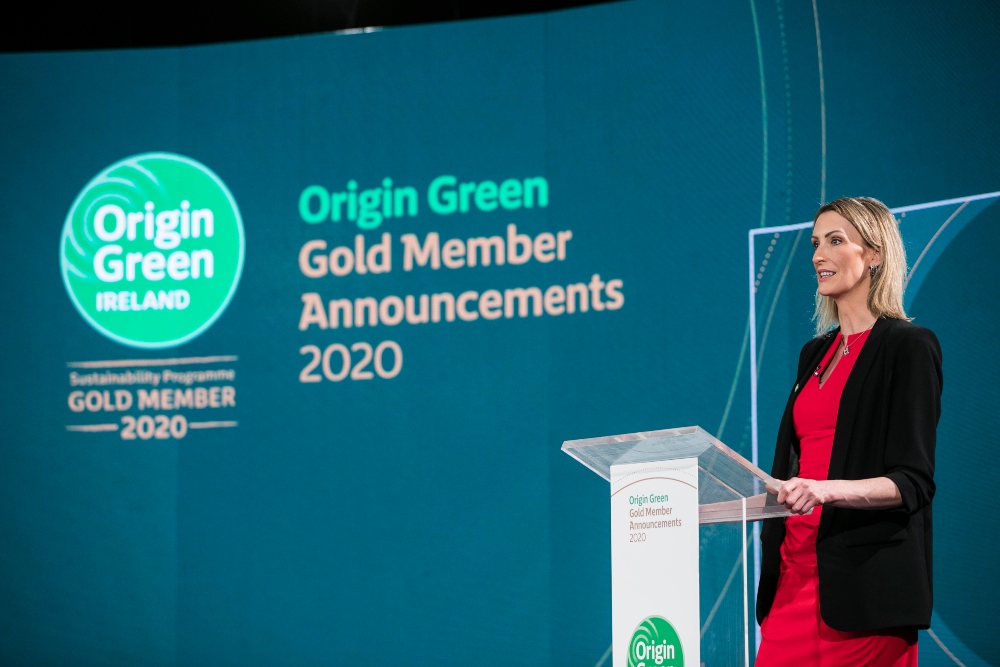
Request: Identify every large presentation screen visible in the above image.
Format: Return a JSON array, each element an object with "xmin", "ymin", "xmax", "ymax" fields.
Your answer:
[{"xmin": 1, "ymin": 1, "xmax": 998, "ymax": 665}]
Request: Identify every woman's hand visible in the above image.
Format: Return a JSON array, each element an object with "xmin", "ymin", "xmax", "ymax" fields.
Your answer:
[
  {"xmin": 769, "ymin": 477, "xmax": 828, "ymax": 514},
  {"xmin": 766, "ymin": 476, "xmax": 904, "ymax": 512}
]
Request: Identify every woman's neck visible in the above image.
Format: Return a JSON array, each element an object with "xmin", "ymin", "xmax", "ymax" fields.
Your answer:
[{"xmin": 837, "ymin": 297, "xmax": 878, "ymax": 335}]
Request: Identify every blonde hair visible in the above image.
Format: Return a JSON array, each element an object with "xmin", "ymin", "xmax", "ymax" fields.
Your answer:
[{"xmin": 812, "ymin": 196, "xmax": 909, "ymax": 335}]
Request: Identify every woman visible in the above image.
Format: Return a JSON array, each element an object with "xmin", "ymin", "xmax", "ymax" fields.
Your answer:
[{"xmin": 755, "ymin": 197, "xmax": 942, "ymax": 666}]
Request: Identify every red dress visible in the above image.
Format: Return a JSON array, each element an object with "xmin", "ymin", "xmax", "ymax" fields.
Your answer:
[{"xmin": 755, "ymin": 330, "xmax": 918, "ymax": 666}]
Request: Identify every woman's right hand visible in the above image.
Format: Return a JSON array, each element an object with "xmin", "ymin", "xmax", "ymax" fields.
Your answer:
[{"xmin": 771, "ymin": 477, "xmax": 829, "ymax": 514}]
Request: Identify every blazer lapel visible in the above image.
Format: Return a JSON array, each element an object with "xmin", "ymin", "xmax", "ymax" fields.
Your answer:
[
  {"xmin": 775, "ymin": 332, "xmax": 837, "ymax": 478},
  {"xmin": 819, "ymin": 317, "xmax": 894, "ymax": 535},
  {"xmin": 799, "ymin": 333, "xmax": 836, "ymax": 393},
  {"xmin": 791, "ymin": 332, "xmax": 837, "ymax": 420}
]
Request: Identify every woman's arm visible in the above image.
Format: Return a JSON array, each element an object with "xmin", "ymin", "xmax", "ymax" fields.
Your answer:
[
  {"xmin": 767, "ymin": 477, "xmax": 902, "ymax": 514},
  {"xmin": 882, "ymin": 328, "xmax": 942, "ymax": 513}
]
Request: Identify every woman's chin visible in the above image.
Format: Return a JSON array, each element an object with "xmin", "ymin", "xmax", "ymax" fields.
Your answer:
[{"xmin": 816, "ymin": 283, "xmax": 837, "ymax": 298}]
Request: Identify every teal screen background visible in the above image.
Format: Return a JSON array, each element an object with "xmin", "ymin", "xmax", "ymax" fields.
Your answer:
[{"xmin": 1, "ymin": 1, "xmax": 998, "ymax": 664}]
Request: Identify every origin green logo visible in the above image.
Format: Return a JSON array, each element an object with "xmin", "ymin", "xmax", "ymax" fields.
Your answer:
[
  {"xmin": 628, "ymin": 616, "xmax": 684, "ymax": 667},
  {"xmin": 60, "ymin": 153, "xmax": 245, "ymax": 349}
]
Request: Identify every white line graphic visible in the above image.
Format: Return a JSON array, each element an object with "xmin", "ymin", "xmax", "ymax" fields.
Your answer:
[
  {"xmin": 188, "ymin": 421, "xmax": 238, "ymax": 429},
  {"xmin": 67, "ymin": 355, "xmax": 238, "ymax": 369},
  {"xmin": 65, "ymin": 423, "xmax": 119, "ymax": 432}
]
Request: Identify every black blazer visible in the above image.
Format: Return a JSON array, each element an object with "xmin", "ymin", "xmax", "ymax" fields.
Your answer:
[{"xmin": 756, "ymin": 317, "xmax": 942, "ymax": 632}]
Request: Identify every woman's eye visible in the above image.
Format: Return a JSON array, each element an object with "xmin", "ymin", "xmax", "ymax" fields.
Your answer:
[{"xmin": 831, "ymin": 238, "xmax": 841, "ymax": 245}]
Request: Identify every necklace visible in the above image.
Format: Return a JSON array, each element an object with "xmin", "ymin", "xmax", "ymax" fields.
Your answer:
[
  {"xmin": 811, "ymin": 320, "xmax": 878, "ymax": 383},
  {"xmin": 841, "ymin": 321, "xmax": 875, "ymax": 356}
]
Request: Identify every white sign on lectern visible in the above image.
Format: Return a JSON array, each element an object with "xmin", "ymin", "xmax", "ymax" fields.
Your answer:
[{"xmin": 610, "ymin": 458, "xmax": 699, "ymax": 667}]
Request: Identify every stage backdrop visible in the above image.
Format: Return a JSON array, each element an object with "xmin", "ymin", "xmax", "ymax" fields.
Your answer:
[{"xmin": 1, "ymin": 1, "xmax": 998, "ymax": 665}]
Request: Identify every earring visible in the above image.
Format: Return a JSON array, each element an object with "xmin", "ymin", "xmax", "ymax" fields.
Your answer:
[{"xmin": 869, "ymin": 264, "xmax": 878, "ymax": 278}]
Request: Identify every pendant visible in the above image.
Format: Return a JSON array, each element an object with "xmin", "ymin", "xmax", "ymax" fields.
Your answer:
[{"xmin": 842, "ymin": 345, "xmax": 850, "ymax": 356}]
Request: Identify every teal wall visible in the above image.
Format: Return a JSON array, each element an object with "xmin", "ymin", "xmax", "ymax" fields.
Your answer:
[{"xmin": 1, "ymin": 1, "xmax": 997, "ymax": 664}]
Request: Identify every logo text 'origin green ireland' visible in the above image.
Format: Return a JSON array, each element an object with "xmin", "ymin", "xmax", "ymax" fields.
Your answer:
[
  {"xmin": 60, "ymin": 153, "xmax": 245, "ymax": 348},
  {"xmin": 628, "ymin": 616, "xmax": 684, "ymax": 667}
]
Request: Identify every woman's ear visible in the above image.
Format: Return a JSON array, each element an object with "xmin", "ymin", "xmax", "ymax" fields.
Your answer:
[{"xmin": 871, "ymin": 250, "xmax": 881, "ymax": 267}]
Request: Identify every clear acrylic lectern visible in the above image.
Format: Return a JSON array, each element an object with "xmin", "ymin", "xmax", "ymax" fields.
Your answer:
[{"xmin": 562, "ymin": 426, "xmax": 797, "ymax": 667}]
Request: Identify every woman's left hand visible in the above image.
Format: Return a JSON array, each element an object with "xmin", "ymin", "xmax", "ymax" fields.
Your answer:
[{"xmin": 773, "ymin": 477, "xmax": 828, "ymax": 514}]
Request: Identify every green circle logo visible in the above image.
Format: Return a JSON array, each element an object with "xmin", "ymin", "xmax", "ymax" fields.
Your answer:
[
  {"xmin": 628, "ymin": 616, "xmax": 684, "ymax": 667},
  {"xmin": 60, "ymin": 153, "xmax": 245, "ymax": 349}
]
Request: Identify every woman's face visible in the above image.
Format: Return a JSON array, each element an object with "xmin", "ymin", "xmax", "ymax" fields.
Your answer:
[{"xmin": 811, "ymin": 211, "xmax": 878, "ymax": 300}]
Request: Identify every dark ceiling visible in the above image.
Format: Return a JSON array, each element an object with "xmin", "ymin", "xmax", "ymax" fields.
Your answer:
[{"xmin": 1, "ymin": 0, "xmax": 621, "ymax": 52}]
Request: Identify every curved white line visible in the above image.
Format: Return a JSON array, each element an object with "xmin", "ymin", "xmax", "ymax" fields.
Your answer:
[
  {"xmin": 593, "ymin": 642, "xmax": 613, "ymax": 667},
  {"xmin": 927, "ymin": 628, "xmax": 967, "ymax": 667},
  {"xmin": 905, "ymin": 201, "xmax": 968, "ymax": 288},
  {"xmin": 750, "ymin": 0, "xmax": 768, "ymax": 229},
  {"xmin": 811, "ymin": 0, "xmax": 826, "ymax": 203},
  {"xmin": 701, "ymin": 547, "xmax": 744, "ymax": 638},
  {"xmin": 715, "ymin": 317, "xmax": 750, "ymax": 440}
]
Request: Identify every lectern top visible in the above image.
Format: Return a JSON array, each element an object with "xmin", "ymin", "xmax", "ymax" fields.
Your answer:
[{"xmin": 561, "ymin": 425, "xmax": 797, "ymax": 524}]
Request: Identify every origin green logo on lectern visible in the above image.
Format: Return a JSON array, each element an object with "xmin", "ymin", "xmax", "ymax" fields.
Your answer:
[
  {"xmin": 60, "ymin": 153, "xmax": 245, "ymax": 349},
  {"xmin": 628, "ymin": 616, "xmax": 684, "ymax": 667}
]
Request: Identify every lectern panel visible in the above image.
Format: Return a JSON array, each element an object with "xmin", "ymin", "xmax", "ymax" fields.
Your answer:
[{"xmin": 562, "ymin": 425, "xmax": 803, "ymax": 524}]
